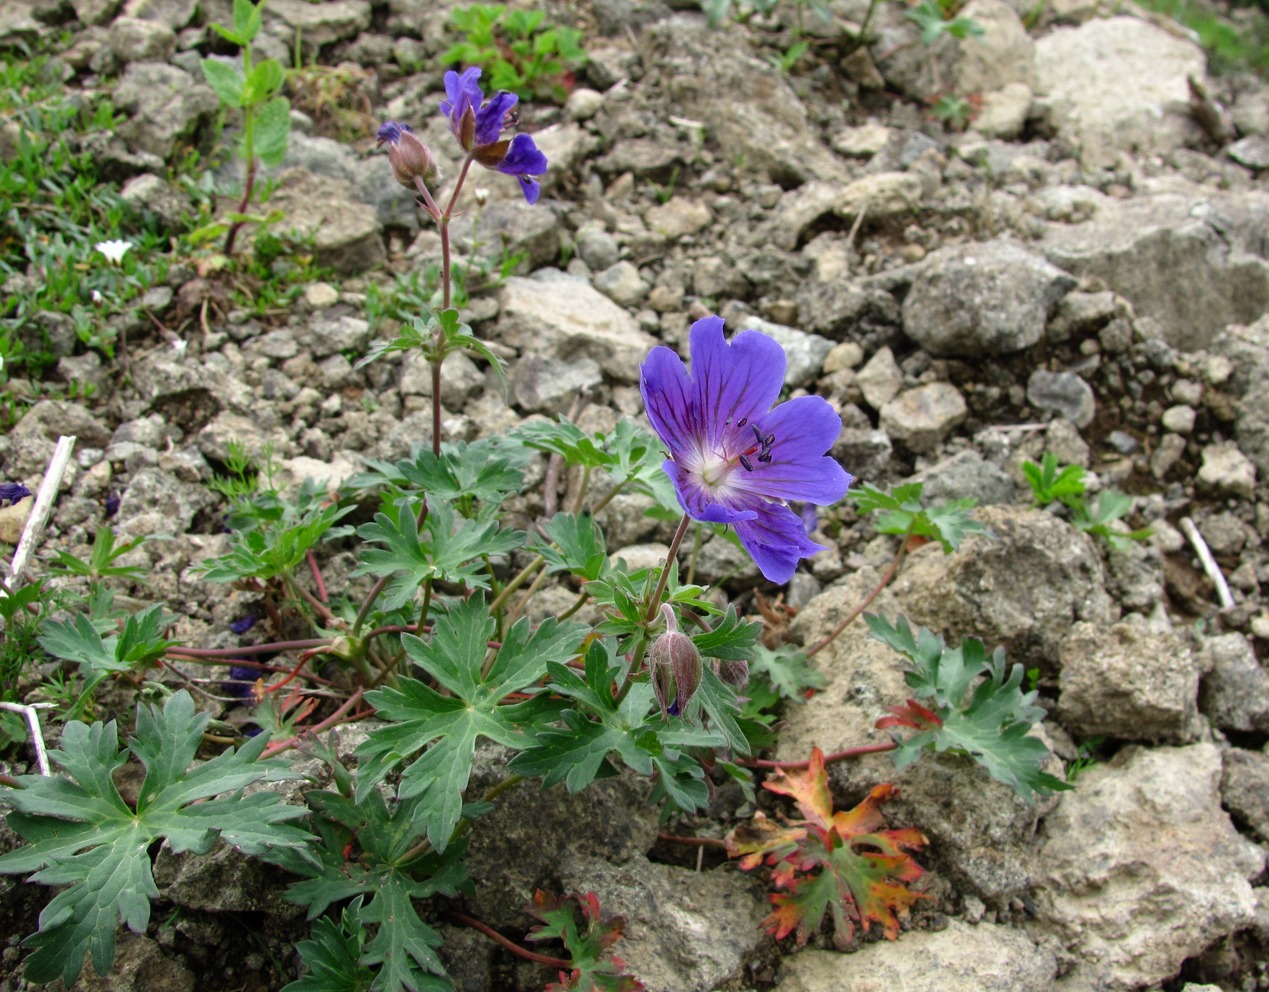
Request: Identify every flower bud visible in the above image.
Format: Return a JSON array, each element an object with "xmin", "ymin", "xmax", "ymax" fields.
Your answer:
[
  {"xmin": 650, "ymin": 605, "xmax": 702, "ymax": 718},
  {"xmin": 377, "ymin": 120, "xmax": 439, "ymax": 190},
  {"xmin": 716, "ymin": 659, "xmax": 750, "ymax": 689}
]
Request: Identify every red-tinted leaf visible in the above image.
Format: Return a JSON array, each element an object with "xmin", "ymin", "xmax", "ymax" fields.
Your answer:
[
  {"xmin": 876, "ymin": 698, "xmax": 942, "ymax": 731},
  {"xmin": 527, "ymin": 890, "xmax": 646, "ymax": 992},
  {"xmin": 726, "ymin": 748, "xmax": 929, "ymax": 949}
]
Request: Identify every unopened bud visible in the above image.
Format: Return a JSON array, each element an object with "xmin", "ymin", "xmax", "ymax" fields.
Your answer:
[
  {"xmin": 377, "ymin": 120, "xmax": 439, "ymax": 190},
  {"xmin": 650, "ymin": 604, "xmax": 702, "ymax": 718},
  {"xmin": 716, "ymin": 659, "xmax": 750, "ymax": 689}
]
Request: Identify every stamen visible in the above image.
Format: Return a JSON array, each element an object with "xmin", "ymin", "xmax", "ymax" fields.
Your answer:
[
  {"xmin": 739, "ymin": 454, "xmax": 755, "ymax": 472},
  {"xmin": 737, "ymin": 417, "xmax": 748, "ymax": 428}
]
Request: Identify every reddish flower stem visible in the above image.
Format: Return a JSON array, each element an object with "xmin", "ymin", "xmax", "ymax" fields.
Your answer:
[
  {"xmin": 449, "ymin": 911, "xmax": 570, "ymax": 969},
  {"xmin": 306, "ymin": 549, "xmax": 329, "ymax": 602},
  {"xmin": 167, "ymin": 640, "xmax": 331, "ymax": 658},
  {"xmin": 804, "ymin": 538, "xmax": 909, "ymax": 658},
  {"xmin": 742, "ymin": 740, "xmax": 898, "ymax": 770},
  {"xmin": 260, "ymin": 688, "xmax": 366, "ymax": 758}
]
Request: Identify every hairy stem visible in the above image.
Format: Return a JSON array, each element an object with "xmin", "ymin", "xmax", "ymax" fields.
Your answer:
[{"xmin": 449, "ymin": 911, "xmax": 570, "ymax": 969}]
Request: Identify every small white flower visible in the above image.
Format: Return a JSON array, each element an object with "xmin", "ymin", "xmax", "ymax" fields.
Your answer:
[
  {"xmin": 171, "ymin": 338, "xmax": 189, "ymax": 358},
  {"xmin": 94, "ymin": 239, "xmax": 132, "ymax": 265},
  {"xmin": 91, "ymin": 289, "xmax": 105, "ymax": 303}
]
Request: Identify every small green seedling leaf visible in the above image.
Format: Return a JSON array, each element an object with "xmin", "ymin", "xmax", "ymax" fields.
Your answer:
[
  {"xmin": 849, "ymin": 483, "xmax": 986, "ymax": 552},
  {"xmin": 527, "ymin": 890, "xmax": 645, "ymax": 991}
]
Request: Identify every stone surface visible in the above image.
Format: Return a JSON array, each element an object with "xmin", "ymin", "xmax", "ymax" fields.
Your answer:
[
  {"xmin": 264, "ymin": 0, "xmax": 370, "ymax": 48},
  {"xmin": 902, "ymin": 240, "xmax": 1075, "ymax": 357},
  {"xmin": 1199, "ymin": 632, "xmax": 1269, "ymax": 735},
  {"xmin": 1198, "ymin": 440, "xmax": 1257, "ymax": 499},
  {"xmin": 559, "ymin": 854, "xmax": 767, "ymax": 992},
  {"xmin": 1027, "ymin": 369, "xmax": 1096, "ymax": 428},
  {"xmin": 112, "ymin": 62, "xmax": 218, "ymax": 160},
  {"xmin": 890, "ymin": 505, "xmax": 1113, "ymax": 672},
  {"xmin": 108, "ymin": 15, "xmax": 175, "ymax": 62},
  {"xmin": 1211, "ymin": 316, "xmax": 1269, "ymax": 477},
  {"xmin": 777, "ymin": 920, "xmax": 1056, "ymax": 991},
  {"xmin": 1222, "ymin": 748, "xmax": 1269, "ymax": 842},
  {"xmin": 856, "ymin": 346, "xmax": 902, "ymax": 410},
  {"xmin": 879, "ymin": 382, "xmax": 968, "ymax": 454},
  {"xmin": 1040, "ymin": 182, "xmax": 1269, "ymax": 352},
  {"xmin": 1030, "ymin": 743, "xmax": 1264, "ymax": 991},
  {"xmin": 267, "ymin": 168, "xmax": 385, "ymax": 275},
  {"xmin": 498, "ymin": 273, "xmax": 658, "ymax": 383},
  {"xmin": 1056, "ymin": 616, "xmax": 1200, "ymax": 741},
  {"xmin": 509, "ymin": 353, "xmax": 604, "ymax": 413},
  {"xmin": 1034, "ymin": 17, "xmax": 1206, "ymax": 168}
]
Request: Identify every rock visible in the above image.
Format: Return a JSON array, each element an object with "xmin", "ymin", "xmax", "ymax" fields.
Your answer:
[
  {"xmin": 498, "ymin": 273, "xmax": 658, "ymax": 383},
  {"xmin": 769, "ymin": 181, "xmax": 842, "ymax": 250},
  {"xmin": 1199, "ymin": 633, "xmax": 1269, "ymax": 735},
  {"xmin": 836, "ymin": 172, "xmax": 926, "ymax": 222},
  {"xmin": 643, "ymin": 197, "xmax": 711, "ymax": 240},
  {"xmin": 1034, "ymin": 17, "xmax": 1206, "ymax": 168},
  {"xmin": 49, "ymin": 932, "xmax": 195, "ymax": 992},
  {"xmin": 462, "ymin": 744, "xmax": 661, "ymax": 929},
  {"xmin": 890, "ymin": 505, "xmax": 1112, "ymax": 672},
  {"xmin": 509, "ymin": 353, "xmax": 603, "ymax": 414},
  {"xmin": 1228, "ymin": 135, "xmax": 1269, "ymax": 171},
  {"xmin": 902, "ymin": 240, "xmax": 1075, "ymax": 357},
  {"xmin": 1040, "ymin": 182, "xmax": 1269, "ymax": 353},
  {"xmin": 307, "ymin": 312, "xmax": 371, "ymax": 358},
  {"xmin": 641, "ymin": 17, "xmax": 848, "ymax": 187},
  {"xmin": 120, "ymin": 173, "xmax": 190, "ymax": 230},
  {"xmin": 857, "ymin": 346, "xmax": 902, "ymax": 410},
  {"xmin": 739, "ymin": 316, "xmax": 834, "ymax": 388},
  {"xmin": 1197, "ymin": 441, "xmax": 1257, "ymax": 499},
  {"xmin": 468, "ymin": 197, "xmax": 563, "ymax": 271},
  {"xmin": 594, "ymin": 260, "xmax": 648, "ymax": 307},
  {"xmin": 1210, "ymin": 316, "xmax": 1269, "ymax": 477},
  {"xmin": 1222, "ymin": 748, "xmax": 1269, "ymax": 842},
  {"xmin": 1029, "ymin": 743, "xmax": 1264, "ymax": 991},
  {"xmin": 267, "ymin": 168, "xmax": 385, "ymax": 276},
  {"xmin": 116, "ymin": 464, "xmax": 219, "ymax": 538},
  {"xmin": 108, "ymin": 16, "xmax": 175, "ymax": 62},
  {"xmin": 1056, "ymin": 616, "xmax": 1200, "ymax": 742},
  {"xmin": 400, "ymin": 350, "xmax": 484, "ymax": 409},
  {"xmin": 953, "ymin": 0, "xmax": 1035, "ymax": 95},
  {"xmin": 971, "ymin": 82, "xmax": 1033, "ymax": 139},
  {"xmin": 263, "ymin": 0, "xmax": 370, "ymax": 48},
  {"xmin": 112, "ymin": 62, "xmax": 219, "ymax": 160},
  {"xmin": 1160, "ymin": 404, "xmax": 1196, "ymax": 433},
  {"xmin": 777, "ymin": 920, "xmax": 1056, "ymax": 991},
  {"xmin": 576, "ymin": 225, "xmax": 620, "ymax": 270},
  {"xmin": 879, "ymin": 382, "xmax": 968, "ymax": 454},
  {"xmin": 795, "ymin": 279, "xmax": 901, "ymax": 342},
  {"xmin": 557, "ymin": 853, "xmax": 766, "ymax": 992},
  {"xmin": 565, "ymin": 87, "xmax": 603, "ymax": 121},
  {"xmin": 831, "ymin": 119, "xmax": 890, "ymax": 158},
  {"xmin": 911, "ymin": 449, "xmax": 1017, "ymax": 506},
  {"xmin": 72, "ymin": 0, "xmax": 122, "ymax": 25},
  {"xmin": 1026, "ymin": 369, "xmax": 1095, "ymax": 428},
  {"xmin": 121, "ymin": 0, "xmax": 197, "ymax": 29}
]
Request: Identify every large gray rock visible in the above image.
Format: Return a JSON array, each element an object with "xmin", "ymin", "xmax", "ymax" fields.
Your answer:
[
  {"xmin": 902, "ymin": 240, "xmax": 1075, "ymax": 357},
  {"xmin": 263, "ymin": 0, "xmax": 370, "ymax": 48},
  {"xmin": 638, "ymin": 16, "xmax": 847, "ymax": 187},
  {"xmin": 1034, "ymin": 17, "xmax": 1205, "ymax": 168},
  {"xmin": 1210, "ymin": 316, "xmax": 1269, "ymax": 477},
  {"xmin": 497, "ymin": 273, "xmax": 658, "ymax": 383},
  {"xmin": 1030, "ymin": 744, "xmax": 1264, "ymax": 991},
  {"xmin": 1222, "ymin": 748, "xmax": 1269, "ymax": 843},
  {"xmin": 1199, "ymin": 632, "xmax": 1269, "ymax": 735},
  {"xmin": 777, "ymin": 920, "xmax": 1056, "ymax": 991},
  {"xmin": 889, "ymin": 505, "xmax": 1113, "ymax": 672},
  {"xmin": 1056, "ymin": 616, "xmax": 1201, "ymax": 742},
  {"xmin": 267, "ymin": 168, "xmax": 385, "ymax": 275},
  {"xmin": 560, "ymin": 853, "xmax": 768, "ymax": 992},
  {"xmin": 879, "ymin": 382, "xmax": 968, "ymax": 454},
  {"xmin": 113, "ymin": 62, "xmax": 218, "ymax": 160},
  {"xmin": 1040, "ymin": 182, "xmax": 1269, "ymax": 353}
]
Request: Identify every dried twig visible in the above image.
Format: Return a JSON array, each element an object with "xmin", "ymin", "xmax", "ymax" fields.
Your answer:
[
  {"xmin": 1180, "ymin": 515, "xmax": 1235, "ymax": 611},
  {"xmin": 0, "ymin": 700, "xmax": 55, "ymax": 775},
  {"xmin": 6, "ymin": 435, "xmax": 76, "ymax": 592}
]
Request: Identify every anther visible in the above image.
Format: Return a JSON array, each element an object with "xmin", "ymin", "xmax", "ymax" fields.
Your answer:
[{"xmin": 739, "ymin": 454, "xmax": 755, "ymax": 471}]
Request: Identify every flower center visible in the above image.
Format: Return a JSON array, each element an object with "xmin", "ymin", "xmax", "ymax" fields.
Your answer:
[{"xmin": 689, "ymin": 421, "xmax": 777, "ymax": 494}]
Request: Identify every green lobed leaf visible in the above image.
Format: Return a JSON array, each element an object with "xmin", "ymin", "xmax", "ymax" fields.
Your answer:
[
  {"xmin": 849, "ymin": 482, "xmax": 986, "ymax": 553},
  {"xmin": 0, "ymin": 691, "xmax": 311, "ymax": 986},
  {"xmin": 201, "ymin": 59, "xmax": 245, "ymax": 107},
  {"xmin": 356, "ymin": 597, "xmax": 585, "ymax": 850},
  {"xmin": 253, "ymin": 95, "xmax": 291, "ymax": 168},
  {"xmin": 282, "ymin": 901, "xmax": 376, "ymax": 992},
  {"xmin": 526, "ymin": 512, "xmax": 609, "ymax": 580},
  {"xmin": 866, "ymin": 614, "xmax": 1070, "ymax": 800},
  {"xmin": 748, "ymin": 643, "xmax": 826, "ymax": 701}
]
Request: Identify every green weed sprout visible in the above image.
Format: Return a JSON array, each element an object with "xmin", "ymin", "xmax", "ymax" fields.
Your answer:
[
  {"xmin": 199, "ymin": 0, "xmax": 291, "ymax": 255},
  {"xmin": 1022, "ymin": 453, "xmax": 1152, "ymax": 551},
  {"xmin": 442, "ymin": 3, "xmax": 588, "ymax": 102}
]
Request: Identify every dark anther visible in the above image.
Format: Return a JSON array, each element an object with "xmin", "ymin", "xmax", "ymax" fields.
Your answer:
[
  {"xmin": 752, "ymin": 424, "xmax": 764, "ymax": 444},
  {"xmin": 737, "ymin": 417, "xmax": 748, "ymax": 428},
  {"xmin": 757, "ymin": 451, "xmax": 772, "ymax": 464},
  {"xmin": 739, "ymin": 454, "xmax": 755, "ymax": 471}
]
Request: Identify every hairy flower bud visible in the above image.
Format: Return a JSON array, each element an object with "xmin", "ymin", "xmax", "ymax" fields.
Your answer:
[
  {"xmin": 377, "ymin": 120, "xmax": 439, "ymax": 190},
  {"xmin": 716, "ymin": 659, "xmax": 750, "ymax": 689},
  {"xmin": 650, "ymin": 604, "xmax": 702, "ymax": 718}
]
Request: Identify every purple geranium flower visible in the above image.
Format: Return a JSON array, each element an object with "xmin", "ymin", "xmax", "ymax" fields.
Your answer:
[
  {"xmin": 439, "ymin": 67, "xmax": 548, "ymax": 204},
  {"xmin": 639, "ymin": 316, "xmax": 852, "ymax": 584},
  {"xmin": 0, "ymin": 482, "xmax": 31, "ymax": 507}
]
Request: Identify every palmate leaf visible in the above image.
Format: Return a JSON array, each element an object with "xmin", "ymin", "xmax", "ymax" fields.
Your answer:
[
  {"xmin": 277, "ymin": 790, "xmax": 467, "ymax": 992},
  {"xmin": 349, "ymin": 439, "xmax": 530, "ymax": 511},
  {"xmin": 849, "ymin": 483, "xmax": 985, "ymax": 553},
  {"xmin": 527, "ymin": 891, "xmax": 646, "ymax": 992},
  {"xmin": 283, "ymin": 900, "xmax": 376, "ymax": 992},
  {"xmin": 353, "ymin": 502, "xmax": 523, "ymax": 609},
  {"xmin": 509, "ymin": 641, "xmax": 724, "ymax": 813},
  {"xmin": 355, "ymin": 596, "xmax": 586, "ymax": 850},
  {"xmin": 866, "ymin": 614, "xmax": 1070, "ymax": 800},
  {"xmin": 725, "ymin": 748, "xmax": 927, "ymax": 950},
  {"xmin": 526, "ymin": 512, "xmax": 609, "ymax": 580},
  {"xmin": 0, "ymin": 691, "xmax": 310, "ymax": 986}
]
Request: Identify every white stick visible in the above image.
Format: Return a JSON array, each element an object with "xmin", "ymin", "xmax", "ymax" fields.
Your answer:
[
  {"xmin": 1180, "ymin": 516, "xmax": 1235, "ymax": 611},
  {"xmin": 6, "ymin": 435, "xmax": 76, "ymax": 591},
  {"xmin": 0, "ymin": 700, "xmax": 55, "ymax": 775}
]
